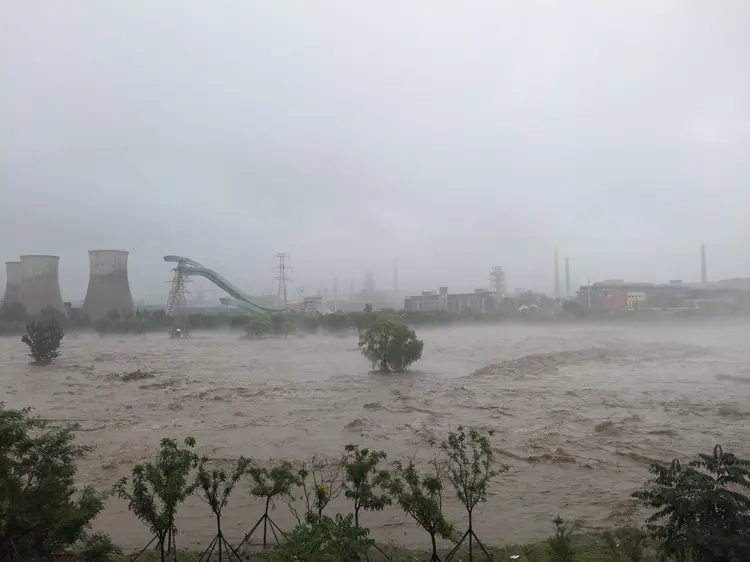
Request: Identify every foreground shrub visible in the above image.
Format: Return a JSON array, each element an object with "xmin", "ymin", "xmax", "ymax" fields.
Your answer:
[
  {"xmin": 21, "ymin": 317, "xmax": 64, "ymax": 365},
  {"xmin": 0, "ymin": 405, "xmax": 116, "ymax": 561},
  {"xmin": 342, "ymin": 444, "xmax": 391, "ymax": 529},
  {"xmin": 263, "ymin": 513, "xmax": 373, "ymax": 562},
  {"xmin": 441, "ymin": 426, "xmax": 504, "ymax": 560},
  {"xmin": 358, "ymin": 319, "xmax": 424, "ymax": 372},
  {"xmin": 389, "ymin": 458, "xmax": 455, "ymax": 562},
  {"xmin": 115, "ymin": 437, "xmax": 200, "ymax": 562},
  {"xmin": 632, "ymin": 444, "xmax": 750, "ymax": 562},
  {"xmin": 243, "ymin": 461, "xmax": 299, "ymax": 549},
  {"xmin": 196, "ymin": 457, "xmax": 250, "ymax": 560}
]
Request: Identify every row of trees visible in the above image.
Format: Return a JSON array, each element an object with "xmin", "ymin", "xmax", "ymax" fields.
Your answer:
[
  {"xmin": 1, "ymin": 291, "xmax": 573, "ymax": 338},
  {"xmin": 19, "ymin": 315, "xmax": 426, "ymax": 374},
  {"xmin": 2, "ymin": 403, "xmax": 749, "ymax": 562},
  {"xmin": 0, "ymin": 304, "xmax": 501, "ymax": 337}
]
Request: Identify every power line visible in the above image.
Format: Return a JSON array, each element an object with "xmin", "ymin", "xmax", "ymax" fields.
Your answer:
[{"xmin": 272, "ymin": 252, "xmax": 291, "ymax": 309}]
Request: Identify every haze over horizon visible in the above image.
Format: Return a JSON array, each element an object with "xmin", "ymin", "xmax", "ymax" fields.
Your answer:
[{"xmin": 2, "ymin": 2, "xmax": 749, "ymax": 302}]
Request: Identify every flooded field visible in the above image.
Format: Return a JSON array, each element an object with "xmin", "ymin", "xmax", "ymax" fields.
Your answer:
[{"xmin": 2, "ymin": 321, "xmax": 749, "ymax": 549}]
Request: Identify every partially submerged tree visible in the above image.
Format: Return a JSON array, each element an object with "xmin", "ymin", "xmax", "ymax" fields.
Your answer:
[
  {"xmin": 632, "ymin": 444, "xmax": 750, "ymax": 561},
  {"xmin": 21, "ymin": 317, "xmax": 64, "ymax": 365},
  {"xmin": 358, "ymin": 319, "xmax": 424, "ymax": 372},
  {"xmin": 244, "ymin": 314, "xmax": 272, "ymax": 339},
  {"xmin": 0, "ymin": 405, "xmax": 117, "ymax": 561},
  {"xmin": 115, "ymin": 437, "xmax": 200, "ymax": 562}
]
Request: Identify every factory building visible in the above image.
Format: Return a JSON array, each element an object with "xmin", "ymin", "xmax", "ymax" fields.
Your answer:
[{"xmin": 404, "ymin": 287, "xmax": 496, "ymax": 314}]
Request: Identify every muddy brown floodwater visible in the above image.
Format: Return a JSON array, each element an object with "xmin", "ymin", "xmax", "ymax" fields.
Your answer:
[{"xmin": 2, "ymin": 321, "xmax": 750, "ymax": 550}]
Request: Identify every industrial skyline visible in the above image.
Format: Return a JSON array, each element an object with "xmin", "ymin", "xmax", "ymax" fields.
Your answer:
[{"xmin": 0, "ymin": 242, "xmax": 737, "ymax": 312}]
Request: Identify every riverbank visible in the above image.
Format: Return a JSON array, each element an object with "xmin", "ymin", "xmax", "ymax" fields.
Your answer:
[{"xmin": 122, "ymin": 529, "xmax": 656, "ymax": 561}]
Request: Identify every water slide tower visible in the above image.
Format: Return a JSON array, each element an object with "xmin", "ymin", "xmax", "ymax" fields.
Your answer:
[
  {"xmin": 82, "ymin": 250, "xmax": 134, "ymax": 319},
  {"xmin": 19, "ymin": 255, "xmax": 66, "ymax": 317},
  {"xmin": 2, "ymin": 261, "xmax": 22, "ymax": 308}
]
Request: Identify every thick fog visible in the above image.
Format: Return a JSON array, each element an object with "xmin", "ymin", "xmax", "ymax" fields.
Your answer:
[{"xmin": 1, "ymin": 1, "xmax": 748, "ymax": 302}]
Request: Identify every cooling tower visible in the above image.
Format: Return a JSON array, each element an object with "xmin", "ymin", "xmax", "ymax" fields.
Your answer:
[
  {"xmin": 82, "ymin": 250, "xmax": 134, "ymax": 319},
  {"xmin": 2, "ymin": 261, "xmax": 22, "ymax": 307},
  {"xmin": 19, "ymin": 255, "xmax": 66, "ymax": 317}
]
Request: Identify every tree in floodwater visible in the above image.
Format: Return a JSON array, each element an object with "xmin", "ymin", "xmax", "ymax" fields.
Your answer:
[{"xmin": 358, "ymin": 320, "xmax": 423, "ymax": 373}]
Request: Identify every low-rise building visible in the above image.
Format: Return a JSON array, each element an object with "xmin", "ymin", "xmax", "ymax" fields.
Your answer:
[{"xmin": 404, "ymin": 287, "xmax": 495, "ymax": 314}]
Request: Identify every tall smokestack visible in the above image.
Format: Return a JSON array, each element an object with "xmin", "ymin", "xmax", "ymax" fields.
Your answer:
[
  {"xmin": 2, "ymin": 261, "xmax": 22, "ymax": 309},
  {"xmin": 700, "ymin": 244, "xmax": 708, "ymax": 284},
  {"xmin": 393, "ymin": 261, "xmax": 398, "ymax": 294},
  {"xmin": 554, "ymin": 249, "xmax": 560, "ymax": 298},
  {"xmin": 20, "ymin": 255, "xmax": 66, "ymax": 317},
  {"xmin": 564, "ymin": 257, "xmax": 571, "ymax": 299},
  {"xmin": 82, "ymin": 250, "xmax": 134, "ymax": 320}
]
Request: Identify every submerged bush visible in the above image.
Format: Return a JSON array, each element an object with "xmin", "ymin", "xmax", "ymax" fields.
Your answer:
[
  {"xmin": 358, "ymin": 319, "xmax": 423, "ymax": 372},
  {"xmin": 21, "ymin": 317, "xmax": 64, "ymax": 365}
]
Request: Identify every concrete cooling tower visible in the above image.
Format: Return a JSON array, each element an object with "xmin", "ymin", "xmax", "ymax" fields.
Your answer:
[
  {"xmin": 20, "ymin": 255, "xmax": 66, "ymax": 317},
  {"xmin": 82, "ymin": 250, "xmax": 134, "ymax": 319},
  {"xmin": 2, "ymin": 261, "xmax": 22, "ymax": 307}
]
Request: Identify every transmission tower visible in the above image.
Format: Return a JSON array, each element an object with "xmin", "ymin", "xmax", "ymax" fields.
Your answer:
[
  {"xmin": 273, "ymin": 252, "xmax": 291, "ymax": 309},
  {"xmin": 166, "ymin": 259, "xmax": 192, "ymax": 318}
]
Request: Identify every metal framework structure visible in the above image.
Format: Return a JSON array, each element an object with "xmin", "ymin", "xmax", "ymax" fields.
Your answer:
[
  {"xmin": 273, "ymin": 252, "xmax": 291, "ymax": 309},
  {"xmin": 166, "ymin": 259, "xmax": 191, "ymax": 318}
]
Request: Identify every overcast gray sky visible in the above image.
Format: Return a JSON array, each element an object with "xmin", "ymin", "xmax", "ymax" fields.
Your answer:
[{"xmin": 1, "ymin": 1, "xmax": 749, "ymax": 301}]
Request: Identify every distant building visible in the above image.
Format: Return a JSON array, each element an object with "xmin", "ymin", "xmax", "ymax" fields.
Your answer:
[
  {"xmin": 576, "ymin": 278, "xmax": 750, "ymax": 311},
  {"xmin": 627, "ymin": 292, "xmax": 646, "ymax": 310},
  {"xmin": 404, "ymin": 287, "xmax": 495, "ymax": 314}
]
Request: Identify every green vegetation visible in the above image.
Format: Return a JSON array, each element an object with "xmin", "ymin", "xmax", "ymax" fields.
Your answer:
[
  {"xmin": 244, "ymin": 314, "xmax": 273, "ymax": 339},
  {"xmin": 2, "ymin": 402, "xmax": 749, "ymax": 561},
  {"xmin": 358, "ymin": 320, "xmax": 424, "ymax": 372},
  {"xmin": 114, "ymin": 437, "xmax": 201, "ymax": 562},
  {"xmin": 440, "ymin": 426, "xmax": 504, "ymax": 560},
  {"xmin": 0, "ymin": 405, "xmax": 118, "ymax": 561},
  {"xmin": 21, "ymin": 316, "xmax": 64, "ymax": 365},
  {"xmin": 632, "ymin": 444, "xmax": 750, "ymax": 561}
]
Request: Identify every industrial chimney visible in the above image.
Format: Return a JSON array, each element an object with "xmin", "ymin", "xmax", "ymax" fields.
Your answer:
[
  {"xmin": 2, "ymin": 261, "xmax": 22, "ymax": 309},
  {"xmin": 564, "ymin": 257, "xmax": 571, "ymax": 299},
  {"xmin": 700, "ymin": 244, "xmax": 708, "ymax": 284},
  {"xmin": 554, "ymin": 249, "xmax": 560, "ymax": 299},
  {"xmin": 19, "ymin": 255, "xmax": 66, "ymax": 317},
  {"xmin": 82, "ymin": 250, "xmax": 134, "ymax": 320}
]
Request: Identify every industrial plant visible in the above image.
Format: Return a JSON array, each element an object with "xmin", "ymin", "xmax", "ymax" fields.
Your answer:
[
  {"xmin": 19, "ymin": 255, "xmax": 66, "ymax": 317},
  {"xmin": 2, "ymin": 261, "xmax": 21, "ymax": 308},
  {"xmin": 1, "ymin": 243, "xmax": 749, "ymax": 321},
  {"xmin": 0, "ymin": 250, "xmax": 134, "ymax": 320},
  {"xmin": 82, "ymin": 250, "xmax": 134, "ymax": 320}
]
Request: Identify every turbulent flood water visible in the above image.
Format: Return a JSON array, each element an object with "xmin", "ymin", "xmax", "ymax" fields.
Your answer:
[{"xmin": 2, "ymin": 321, "xmax": 749, "ymax": 549}]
